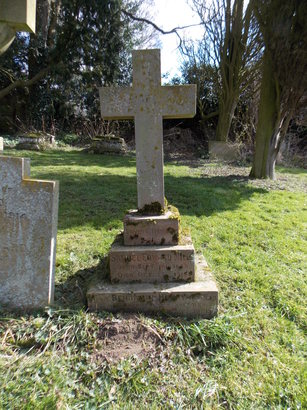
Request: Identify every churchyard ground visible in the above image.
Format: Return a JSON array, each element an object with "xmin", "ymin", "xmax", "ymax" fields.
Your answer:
[{"xmin": 0, "ymin": 148, "xmax": 306, "ymax": 409}]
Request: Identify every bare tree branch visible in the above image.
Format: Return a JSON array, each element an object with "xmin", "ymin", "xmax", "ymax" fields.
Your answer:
[
  {"xmin": 121, "ymin": 9, "xmax": 204, "ymax": 48},
  {"xmin": 0, "ymin": 66, "xmax": 51, "ymax": 100}
]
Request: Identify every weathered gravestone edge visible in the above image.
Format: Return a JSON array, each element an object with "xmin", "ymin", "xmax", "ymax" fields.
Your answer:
[
  {"xmin": 0, "ymin": 155, "xmax": 59, "ymax": 310},
  {"xmin": 87, "ymin": 254, "xmax": 218, "ymax": 319},
  {"xmin": 0, "ymin": 137, "xmax": 3, "ymax": 151}
]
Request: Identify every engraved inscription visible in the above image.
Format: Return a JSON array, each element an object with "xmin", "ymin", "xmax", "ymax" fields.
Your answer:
[
  {"xmin": 109, "ymin": 293, "xmax": 213, "ymax": 315},
  {"xmin": 109, "ymin": 248, "xmax": 195, "ymax": 283}
]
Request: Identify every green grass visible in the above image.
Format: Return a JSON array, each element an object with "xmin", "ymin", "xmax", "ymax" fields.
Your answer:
[{"xmin": 1, "ymin": 149, "xmax": 306, "ymax": 409}]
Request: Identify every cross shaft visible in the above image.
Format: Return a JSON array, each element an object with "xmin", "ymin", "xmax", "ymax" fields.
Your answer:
[{"xmin": 99, "ymin": 49, "xmax": 196, "ymax": 210}]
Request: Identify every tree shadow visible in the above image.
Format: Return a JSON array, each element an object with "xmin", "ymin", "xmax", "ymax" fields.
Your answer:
[
  {"xmin": 8, "ymin": 150, "xmax": 268, "ymax": 228},
  {"xmin": 165, "ymin": 173, "xmax": 265, "ymax": 217},
  {"xmin": 32, "ymin": 170, "xmax": 267, "ymax": 231}
]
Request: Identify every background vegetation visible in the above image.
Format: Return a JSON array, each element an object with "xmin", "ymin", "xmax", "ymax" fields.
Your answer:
[{"xmin": 0, "ymin": 0, "xmax": 306, "ymax": 178}]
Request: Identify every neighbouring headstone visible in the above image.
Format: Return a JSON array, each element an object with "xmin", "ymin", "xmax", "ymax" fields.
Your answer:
[
  {"xmin": 90, "ymin": 134, "xmax": 127, "ymax": 155},
  {"xmin": 0, "ymin": 137, "xmax": 3, "ymax": 151},
  {"xmin": 87, "ymin": 49, "xmax": 219, "ymax": 318},
  {"xmin": 0, "ymin": 156, "xmax": 59, "ymax": 310},
  {"xmin": 0, "ymin": 0, "xmax": 60, "ymax": 310},
  {"xmin": 15, "ymin": 132, "xmax": 55, "ymax": 151}
]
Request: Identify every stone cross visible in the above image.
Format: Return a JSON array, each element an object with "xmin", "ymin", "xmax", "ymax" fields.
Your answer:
[
  {"xmin": 99, "ymin": 49, "xmax": 196, "ymax": 210},
  {"xmin": 0, "ymin": 0, "xmax": 36, "ymax": 55}
]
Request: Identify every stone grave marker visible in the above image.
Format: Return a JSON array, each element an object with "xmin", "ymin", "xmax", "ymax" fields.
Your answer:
[
  {"xmin": 87, "ymin": 49, "xmax": 218, "ymax": 318},
  {"xmin": 99, "ymin": 49, "xmax": 196, "ymax": 210},
  {"xmin": 0, "ymin": 0, "xmax": 59, "ymax": 310},
  {"xmin": 90, "ymin": 134, "xmax": 127, "ymax": 155},
  {"xmin": 0, "ymin": 156, "xmax": 59, "ymax": 309},
  {"xmin": 0, "ymin": 137, "xmax": 3, "ymax": 151}
]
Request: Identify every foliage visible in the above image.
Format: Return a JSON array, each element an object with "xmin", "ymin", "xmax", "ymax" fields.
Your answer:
[
  {"xmin": 0, "ymin": 149, "xmax": 306, "ymax": 408},
  {"xmin": 0, "ymin": 0, "xmax": 152, "ymax": 134},
  {"xmin": 181, "ymin": 0, "xmax": 261, "ymax": 141}
]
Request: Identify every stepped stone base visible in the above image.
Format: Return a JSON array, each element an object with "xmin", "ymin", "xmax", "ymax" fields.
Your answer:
[
  {"xmin": 87, "ymin": 255, "xmax": 218, "ymax": 318},
  {"xmin": 110, "ymin": 238, "xmax": 195, "ymax": 283},
  {"xmin": 124, "ymin": 210, "xmax": 179, "ymax": 246}
]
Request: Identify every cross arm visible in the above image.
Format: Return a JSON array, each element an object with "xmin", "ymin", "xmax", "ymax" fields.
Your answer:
[
  {"xmin": 161, "ymin": 85, "xmax": 197, "ymax": 119},
  {"xmin": 99, "ymin": 87, "xmax": 135, "ymax": 120}
]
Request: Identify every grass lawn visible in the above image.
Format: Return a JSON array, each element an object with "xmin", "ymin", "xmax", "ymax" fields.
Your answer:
[{"xmin": 0, "ymin": 149, "xmax": 306, "ymax": 409}]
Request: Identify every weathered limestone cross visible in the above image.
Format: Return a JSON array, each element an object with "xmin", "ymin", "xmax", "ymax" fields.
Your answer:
[{"xmin": 99, "ymin": 49, "xmax": 196, "ymax": 210}]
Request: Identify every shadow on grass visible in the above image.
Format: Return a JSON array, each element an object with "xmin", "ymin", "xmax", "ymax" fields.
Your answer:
[
  {"xmin": 4, "ymin": 150, "xmax": 268, "ymax": 227},
  {"xmin": 24, "ymin": 163, "xmax": 267, "ymax": 230},
  {"xmin": 54, "ymin": 257, "xmax": 109, "ymax": 309},
  {"xmin": 166, "ymin": 173, "xmax": 267, "ymax": 217},
  {"xmin": 34, "ymin": 170, "xmax": 267, "ymax": 231}
]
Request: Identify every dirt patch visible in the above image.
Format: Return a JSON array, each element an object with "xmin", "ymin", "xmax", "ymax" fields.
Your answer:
[
  {"xmin": 93, "ymin": 315, "xmax": 164, "ymax": 363},
  {"xmin": 199, "ymin": 163, "xmax": 307, "ymax": 193}
]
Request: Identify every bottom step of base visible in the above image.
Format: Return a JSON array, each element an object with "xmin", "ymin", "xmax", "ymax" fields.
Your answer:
[{"xmin": 87, "ymin": 256, "xmax": 218, "ymax": 319}]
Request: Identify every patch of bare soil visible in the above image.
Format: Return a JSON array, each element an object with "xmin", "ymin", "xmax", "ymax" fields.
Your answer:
[
  {"xmin": 200, "ymin": 163, "xmax": 307, "ymax": 193},
  {"xmin": 93, "ymin": 315, "xmax": 164, "ymax": 363},
  {"xmin": 163, "ymin": 128, "xmax": 207, "ymax": 160}
]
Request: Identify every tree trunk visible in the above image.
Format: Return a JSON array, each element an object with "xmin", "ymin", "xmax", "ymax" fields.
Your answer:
[
  {"xmin": 215, "ymin": 96, "xmax": 237, "ymax": 142},
  {"xmin": 250, "ymin": 50, "xmax": 280, "ymax": 179},
  {"xmin": 215, "ymin": 0, "xmax": 245, "ymax": 142}
]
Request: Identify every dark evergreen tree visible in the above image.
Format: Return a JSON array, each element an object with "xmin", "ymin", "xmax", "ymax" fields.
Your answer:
[{"xmin": 0, "ymin": 0, "xmax": 147, "ymax": 132}]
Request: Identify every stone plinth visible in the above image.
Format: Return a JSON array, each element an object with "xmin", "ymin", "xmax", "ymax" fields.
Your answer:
[
  {"xmin": 88, "ymin": 255, "xmax": 218, "ymax": 319},
  {"xmin": 124, "ymin": 210, "xmax": 179, "ymax": 246},
  {"xmin": 0, "ymin": 137, "xmax": 3, "ymax": 151},
  {"xmin": 90, "ymin": 134, "xmax": 127, "ymax": 155},
  {"xmin": 0, "ymin": 156, "xmax": 59, "ymax": 310},
  {"xmin": 16, "ymin": 135, "xmax": 42, "ymax": 151},
  {"xmin": 110, "ymin": 239, "xmax": 195, "ymax": 284},
  {"xmin": 15, "ymin": 133, "xmax": 55, "ymax": 151}
]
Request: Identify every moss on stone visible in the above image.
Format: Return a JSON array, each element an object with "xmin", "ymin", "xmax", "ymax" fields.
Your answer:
[
  {"xmin": 137, "ymin": 199, "xmax": 181, "ymax": 217},
  {"xmin": 137, "ymin": 201, "xmax": 166, "ymax": 215},
  {"xmin": 167, "ymin": 205, "xmax": 180, "ymax": 220}
]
